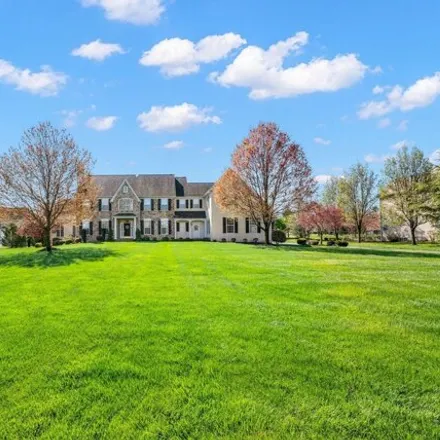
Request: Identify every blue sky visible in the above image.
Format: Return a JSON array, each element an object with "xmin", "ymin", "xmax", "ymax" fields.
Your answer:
[{"xmin": 1, "ymin": 0, "xmax": 439, "ymax": 183}]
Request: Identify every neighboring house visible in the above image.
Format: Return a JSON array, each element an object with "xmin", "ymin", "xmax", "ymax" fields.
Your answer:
[
  {"xmin": 61, "ymin": 174, "xmax": 267, "ymax": 242},
  {"xmin": 0, "ymin": 208, "xmax": 25, "ymax": 246}
]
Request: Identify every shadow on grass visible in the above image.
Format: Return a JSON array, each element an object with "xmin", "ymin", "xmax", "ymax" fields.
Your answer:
[
  {"xmin": 261, "ymin": 244, "xmax": 440, "ymax": 259},
  {"xmin": 0, "ymin": 247, "xmax": 118, "ymax": 268}
]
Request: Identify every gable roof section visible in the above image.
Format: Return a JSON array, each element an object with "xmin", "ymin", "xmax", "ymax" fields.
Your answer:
[
  {"xmin": 175, "ymin": 177, "xmax": 213, "ymax": 197},
  {"xmin": 94, "ymin": 175, "xmax": 177, "ymax": 198}
]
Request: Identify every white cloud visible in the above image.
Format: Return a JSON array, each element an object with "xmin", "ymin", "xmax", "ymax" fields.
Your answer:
[
  {"xmin": 364, "ymin": 153, "xmax": 390, "ymax": 164},
  {"xmin": 314, "ymin": 137, "xmax": 331, "ymax": 145},
  {"xmin": 370, "ymin": 66, "xmax": 383, "ymax": 74},
  {"xmin": 391, "ymin": 140, "xmax": 409, "ymax": 150},
  {"xmin": 72, "ymin": 39, "xmax": 125, "ymax": 61},
  {"xmin": 80, "ymin": 0, "xmax": 165, "ymax": 25},
  {"xmin": 0, "ymin": 59, "xmax": 67, "ymax": 96},
  {"xmin": 315, "ymin": 175, "xmax": 332, "ymax": 184},
  {"xmin": 377, "ymin": 118, "xmax": 391, "ymax": 128},
  {"xmin": 358, "ymin": 72, "xmax": 440, "ymax": 119},
  {"xmin": 373, "ymin": 85, "xmax": 384, "ymax": 94},
  {"xmin": 163, "ymin": 140, "xmax": 184, "ymax": 150},
  {"xmin": 210, "ymin": 32, "xmax": 368, "ymax": 99},
  {"xmin": 60, "ymin": 110, "xmax": 83, "ymax": 128},
  {"xmin": 137, "ymin": 103, "xmax": 222, "ymax": 132},
  {"xmin": 86, "ymin": 116, "xmax": 118, "ymax": 131},
  {"xmin": 429, "ymin": 149, "xmax": 440, "ymax": 164},
  {"xmin": 139, "ymin": 33, "xmax": 246, "ymax": 77},
  {"xmin": 397, "ymin": 119, "xmax": 409, "ymax": 131}
]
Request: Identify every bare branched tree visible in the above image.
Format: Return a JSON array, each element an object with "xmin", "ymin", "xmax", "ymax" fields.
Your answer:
[
  {"xmin": 338, "ymin": 163, "xmax": 378, "ymax": 243},
  {"xmin": 0, "ymin": 122, "xmax": 96, "ymax": 251}
]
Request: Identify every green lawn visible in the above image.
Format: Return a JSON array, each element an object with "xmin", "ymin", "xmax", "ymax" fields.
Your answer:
[{"xmin": 0, "ymin": 242, "xmax": 439, "ymax": 439}]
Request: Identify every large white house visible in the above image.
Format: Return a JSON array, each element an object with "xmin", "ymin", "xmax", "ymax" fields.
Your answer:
[{"xmin": 55, "ymin": 174, "xmax": 268, "ymax": 243}]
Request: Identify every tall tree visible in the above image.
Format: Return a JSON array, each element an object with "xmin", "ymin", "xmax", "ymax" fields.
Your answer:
[
  {"xmin": 382, "ymin": 146, "xmax": 433, "ymax": 245},
  {"xmin": 324, "ymin": 205, "xmax": 345, "ymax": 240},
  {"xmin": 0, "ymin": 122, "xmax": 96, "ymax": 251},
  {"xmin": 338, "ymin": 163, "xmax": 378, "ymax": 243},
  {"xmin": 321, "ymin": 176, "xmax": 340, "ymax": 206},
  {"xmin": 214, "ymin": 122, "xmax": 316, "ymax": 244}
]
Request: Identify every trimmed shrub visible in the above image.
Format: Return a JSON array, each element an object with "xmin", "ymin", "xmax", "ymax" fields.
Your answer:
[
  {"xmin": 162, "ymin": 236, "xmax": 170, "ymax": 241},
  {"xmin": 272, "ymin": 230, "xmax": 287, "ymax": 244},
  {"xmin": 221, "ymin": 238, "xmax": 227, "ymax": 242},
  {"xmin": 297, "ymin": 239, "xmax": 308, "ymax": 245},
  {"xmin": 310, "ymin": 240, "xmax": 320, "ymax": 246},
  {"xmin": 231, "ymin": 238, "xmax": 236, "ymax": 243},
  {"xmin": 107, "ymin": 229, "xmax": 114, "ymax": 242},
  {"xmin": 242, "ymin": 238, "xmax": 248, "ymax": 243},
  {"xmin": 253, "ymin": 238, "xmax": 259, "ymax": 244},
  {"xmin": 96, "ymin": 235, "xmax": 104, "ymax": 242},
  {"xmin": 35, "ymin": 243, "xmax": 43, "ymax": 248},
  {"xmin": 337, "ymin": 241, "xmax": 349, "ymax": 247},
  {"xmin": 135, "ymin": 228, "xmax": 142, "ymax": 241},
  {"xmin": 327, "ymin": 240, "xmax": 336, "ymax": 246},
  {"xmin": 65, "ymin": 239, "xmax": 73, "ymax": 245},
  {"xmin": 53, "ymin": 237, "xmax": 64, "ymax": 246}
]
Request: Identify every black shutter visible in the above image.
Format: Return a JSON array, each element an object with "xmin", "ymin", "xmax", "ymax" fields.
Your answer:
[
  {"xmin": 235, "ymin": 218, "xmax": 238, "ymax": 234},
  {"xmin": 223, "ymin": 217, "xmax": 226, "ymax": 234},
  {"xmin": 141, "ymin": 220, "xmax": 144, "ymax": 234},
  {"xmin": 90, "ymin": 222, "xmax": 93, "ymax": 236},
  {"xmin": 177, "ymin": 222, "xmax": 180, "ymax": 232},
  {"xmin": 257, "ymin": 222, "xmax": 261, "ymax": 233},
  {"xmin": 177, "ymin": 199, "xmax": 180, "ymax": 209},
  {"xmin": 190, "ymin": 200, "xmax": 194, "ymax": 209},
  {"xmin": 109, "ymin": 201, "xmax": 112, "ymax": 212},
  {"xmin": 168, "ymin": 199, "xmax": 172, "ymax": 211},
  {"xmin": 186, "ymin": 222, "xmax": 189, "ymax": 233},
  {"xmin": 98, "ymin": 199, "xmax": 102, "ymax": 212},
  {"xmin": 158, "ymin": 220, "xmax": 161, "ymax": 234},
  {"xmin": 246, "ymin": 218, "xmax": 250, "ymax": 233},
  {"xmin": 158, "ymin": 199, "xmax": 161, "ymax": 211},
  {"xmin": 141, "ymin": 199, "xmax": 144, "ymax": 211},
  {"xmin": 168, "ymin": 220, "xmax": 172, "ymax": 235},
  {"xmin": 151, "ymin": 199, "xmax": 155, "ymax": 211},
  {"xmin": 186, "ymin": 199, "xmax": 189, "ymax": 209},
  {"xmin": 200, "ymin": 199, "xmax": 203, "ymax": 209},
  {"xmin": 151, "ymin": 221, "xmax": 155, "ymax": 235},
  {"xmin": 98, "ymin": 221, "xmax": 102, "ymax": 235}
]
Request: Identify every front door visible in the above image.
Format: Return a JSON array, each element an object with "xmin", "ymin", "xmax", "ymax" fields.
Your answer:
[
  {"xmin": 192, "ymin": 224, "xmax": 201, "ymax": 239},
  {"xmin": 124, "ymin": 222, "xmax": 131, "ymax": 237}
]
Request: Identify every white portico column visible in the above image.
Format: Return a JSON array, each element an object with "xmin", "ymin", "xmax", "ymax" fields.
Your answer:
[
  {"xmin": 113, "ymin": 218, "xmax": 117, "ymax": 239},
  {"xmin": 174, "ymin": 219, "xmax": 177, "ymax": 239},
  {"xmin": 133, "ymin": 217, "xmax": 137, "ymax": 239}
]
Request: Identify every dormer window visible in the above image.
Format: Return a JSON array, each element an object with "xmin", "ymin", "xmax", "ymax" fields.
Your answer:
[{"xmin": 123, "ymin": 185, "xmax": 129, "ymax": 194}]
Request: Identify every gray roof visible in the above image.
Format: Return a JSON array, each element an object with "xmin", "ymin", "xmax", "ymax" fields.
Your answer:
[
  {"xmin": 94, "ymin": 174, "xmax": 214, "ymax": 198},
  {"xmin": 175, "ymin": 211, "xmax": 207, "ymax": 219},
  {"xmin": 94, "ymin": 174, "xmax": 177, "ymax": 198}
]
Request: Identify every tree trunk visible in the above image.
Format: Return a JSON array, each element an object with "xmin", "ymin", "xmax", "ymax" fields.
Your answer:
[
  {"xmin": 320, "ymin": 231, "xmax": 323, "ymax": 245},
  {"xmin": 410, "ymin": 227, "xmax": 417, "ymax": 245},
  {"xmin": 335, "ymin": 230, "xmax": 339, "ymax": 241},
  {"xmin": 357, "ymin": 224, "xmax": 362, "ymax": 243},
  {"xmin": 264, "ymin": 222, "xmax": 271, "ymax": 245},
  {"xmin": 44, "ymin": 227, "xmax": 52, "ymax": 252}
]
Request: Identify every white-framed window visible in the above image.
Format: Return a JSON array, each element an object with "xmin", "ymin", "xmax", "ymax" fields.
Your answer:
[
  {"xmin": 144, "ymin": 219, "xmax": 152, "ymax": 235},
  {"xmin": 56, "ymin": 226, "xmax": 64, "ymax": 238},
  {"xmin": 250, "ymin": 220, "xmax": 258, "ymax": 233},
  {"xmin": 226, "ymin": 218, "xmax": 235, "ymax": 233},
  {"xmin": 123, "ymin": 185, "xmax": 129, "ymax": 194},
  {"xmin": 101, "ymin": 219, "xmax": 110, "ymax": 230},
  {"xmin": 144, "ymin": 198, "xmax": 151, "ymax": 210},
  {"xmin": 101, "ymin": 198, "xmax": 110, "ymax": 211},
  {"xmin": 161, "ymin": 219, "xmax": 168, "ymax": 235},
  {"xmin": 193, "ymin": 199, "xmax": 200, "ymax": 208},
  {"xmin": 161, "ymin": 198, "xmax": 169, "ymax": 211},
  {"xmin": 119, "ymin": 198, "xmax": 133, "ymax": 212}
]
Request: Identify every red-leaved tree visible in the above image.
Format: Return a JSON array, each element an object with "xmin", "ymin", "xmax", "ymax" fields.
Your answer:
[
  {"xmin": 297, "ymin": 203, "xmax": 327, "ymax": 244},
  {"xmin": 324, "ymin": 205, "xmax": 345, "ymax": 240},
  {"xmin": 214, "ymin": 122, "xmax": 316, "ymax": 244}
]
